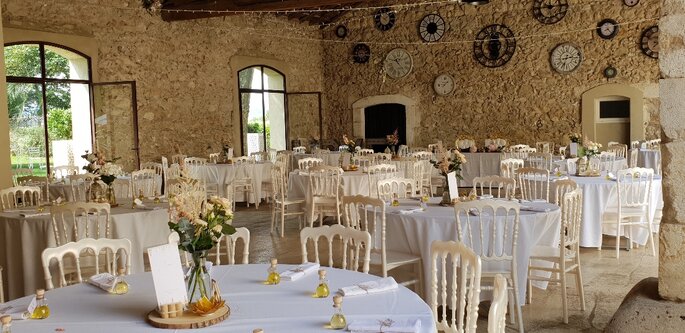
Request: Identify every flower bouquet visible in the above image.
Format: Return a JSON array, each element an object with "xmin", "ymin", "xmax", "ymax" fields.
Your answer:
[
  {"xmin": 431, "ymin": 143, "xmax": 467, "ymax": 204},
  {"xmin": 81, "ymin": 150, "xmax": 123, "ymax": 204},
  {"xmin": 567, "ymin": 132, "xmax": 583, "ymax": 157},
  {"xmin": 342, "ymin": 134, "xmax": 359, "ymax": 154}
]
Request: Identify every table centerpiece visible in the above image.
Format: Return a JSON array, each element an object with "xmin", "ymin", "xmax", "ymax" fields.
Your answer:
[
  {"xmin": 431, "ymin": 142, "xmax": 466, "ymax": 205},
  {"xmin": 81, "ymin": 150, "xmax": 123, "ymax": 205},
  {"xmin": 385, "ymin": 128, "xmax": 399, "ymax": 155}
]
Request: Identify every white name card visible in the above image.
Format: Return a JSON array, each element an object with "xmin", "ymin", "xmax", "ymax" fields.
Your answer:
[
  {"xmin": 447, "ymin": 171, "xmax": 459, "ymax": 200},
  {"xmin": 147, "ymin": 244, "xmax": 188, "ymax": 308}
]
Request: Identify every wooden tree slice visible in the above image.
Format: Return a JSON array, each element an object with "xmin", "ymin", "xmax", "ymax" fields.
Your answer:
[{"xmin": 146, "ymin": 305, "xmax": 230, "ymax": 329}]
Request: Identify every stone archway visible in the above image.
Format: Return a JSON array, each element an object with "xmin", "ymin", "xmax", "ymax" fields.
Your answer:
[
  {"xmin": 581, "ymin": 84, "xmax": 646, "ymax": 146},
  {"xmin": 351, "ymin": 94, "xmax": 419, "ymax": 146}
]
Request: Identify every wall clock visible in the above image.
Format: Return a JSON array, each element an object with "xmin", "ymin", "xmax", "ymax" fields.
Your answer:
[
  {"xmin": 596, "ymin": 19, "xmax": 619, "ymax": 39},
  {"xmin": 374, "ymin": 7, "xmax": 396, "ymax": 31},
  {"xmin": 532, "ymin": 0, "xmax": 569, "ymax": 25},
  {"xmin": 335, "ymin": 25, "xmax": 348, "ymax": 39},
  {"xmin": 623, "ymin": 0, "xmax": 639, "ymax": 7},
  {"xmin": 604, "ymin": 66, "xmax": 618, "ymax": 79},
  {"xmin": 383, "ymin": 48, "xmax": 413, "ymax": 79},
  {"xmin": 550, "ymin": 43, "xmax": 582, "ymax": 74},
  {"xmin": 640, "ymin": 25, "xmax": 659, "ymax": 59},
  {"xmin": 352, "ymin": 44, "xmax": 371, "ymax": 64},
  {"xmin": 473, "ymin": 24, "xmax": 516, "ymax": 68},
  {"xmin": 419, "ymin": 14, "xmax": 446, "ymax": 42},
  {"xmin": 433, "ymin": 74, "xmax": 455, "ymax": 96}
]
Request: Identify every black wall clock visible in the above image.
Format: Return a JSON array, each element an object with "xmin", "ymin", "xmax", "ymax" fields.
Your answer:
[
  {"xmin": 335, "ymin": 25, "xmax": 348, "ymax": 39},
  {"xmin": 374, "ymin": 7, "xmax": 396, "ymax": 31},
  {"xmin": 473, "ymin": 24, "xmax": 516, "ymax": 68},
  {"xmin": 640, "ymin": 25, "xmax": 659, "ymax": 59},
  {"xmin": 604, "ymin": 66, "xmax": 618, "ymax": 78},
  {"xmin": 597, "ymin": 19, "xmax": 619, "ymax": 39},
  {"xmin": 352, "ymin": 43, "xmax": 371, "ymax": 64},
  {"xmin": 532, "ymin": 0, "xmax": 569, "ymax": 25},
  {"xmin": 419, "ymin": 14, "xmax": 446, "ymax": 42}
]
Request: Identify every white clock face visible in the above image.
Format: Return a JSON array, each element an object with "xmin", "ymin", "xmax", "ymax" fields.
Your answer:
[
  {"xmin": 433, "ymin": 74, "xmax": 455, "ymax": 96},
  {"xmin": 383, "ymin": 48, "xmax": 413, "ymax": 79},
  {"xmin": 550, "ymin": 43, "xmax": 582, "ymax": 73},
  {"xmin": 624, "ymin": 0, "xmax": 639, "ymax": 6}
]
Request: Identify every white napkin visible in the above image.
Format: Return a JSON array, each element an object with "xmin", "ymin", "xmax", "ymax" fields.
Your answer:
[
  {"xmin": 521, "ymin": 205, "xmax": 551, "ymax": 212},
  {"xmin": 88, "ymin": 273, "xmax": 118, "ymax": 292},
  {"xmin": 348, "ymin": 318, "xmax": 421, "ymax": 333},
  {"xmin": 468, "ymin": 208, "xmax": 480, "ymax": 216},
  {"xmin": 531, "ymin": 199, "xmax": 548, "ymax": 203},
  {"xmin": 606, "ymin": 172, "xmax": 617, "ymax": 181},
  {"xmin": 19, "ymin": 211, "xmax": 50, "ymax": 218},
  {"xmin": 397, "ymin": 208, "xmax": 423, "ymax": 215},
  {"xmin": 0, "ymin": 303, "xmax": 31, "ymax": 320},
  {"xmin": 338, "ymin": 277, "xmax": 398, "ymax": 296},
  {"xmin": 280, "ymin": 262, "xmax": 320, "ymax": 281},
  {"xmin": 556, "ymin": 176, "xmax": 569, "ymax": 181},
  {"xmin": 133, "ymin": 199, "xmax": 161, "ymax": 210},
  {"xmin": 478, "ymin": 194, "xmax": 493, "ymax": 200}
]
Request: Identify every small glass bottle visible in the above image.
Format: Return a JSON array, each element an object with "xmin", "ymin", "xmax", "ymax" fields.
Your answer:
[
  {"xmin": 314, "ymin": 269, "xmax": 330, "ymax": 298},
  {"xmin": 329, "ymin": 295, "xmax": 347, "ymax": 330},
  {"xmin": 153, "ymin": 190, "xmax": 161, "ymax": 204},
  {"xmin": 1, "ymin": 315, "xmax": 11, "ymax": 333},
  {"xmin": 30, "ymin": 289, "xmax": 50, "ymax": 319},
  {"xmin": 138, "ymin": 189, "xmax": 145, "ymax": 200},
  {"xmin": 113, "ymin": 268, "xmax": 129, "ymax": 295},
  {"xmin": 266, "ymin": 258, "xmax": 281, "ymax": 285},
  {"xmin": 391, "ymin": 193, "xmax": 400, "ymax": 207}
]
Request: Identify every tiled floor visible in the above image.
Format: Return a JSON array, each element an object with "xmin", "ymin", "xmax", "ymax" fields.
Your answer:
[{"xmin": 232, "ymin": 204, "xmax": 658, "ymax": 332}]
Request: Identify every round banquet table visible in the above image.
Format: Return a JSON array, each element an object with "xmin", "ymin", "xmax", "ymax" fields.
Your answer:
[
  {"xmin": 381, "ymin": 198, "xmax": 561, "ymax": 305},
  {"xmin": 49, "ymin": 175, "xmax": 163, "ymax": 202},
  {"xmin": 552, "ymin": 157, "xmax": 628, "ymax": 173},
  {"xmin": 635, "ymin": 149, "xmax": 661, "ymax": 171},
  {"xmin": 192, "ymin": 162, "xmax": 272, "ymax": 201},
  {"xmin": 1, "ymin": 264, "xmax": 436, "ymax": 333}
]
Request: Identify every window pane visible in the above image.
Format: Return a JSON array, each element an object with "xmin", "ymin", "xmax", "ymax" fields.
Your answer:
[
  {"xmin": 239, "ymin": 67, "xmax": 262, "ymax": 90},
  {"xmin": 8, "ymin": 83, "xmax": 48, "ymax": 176},
  {"xmin": 241, "ymin": 92, "xmax": 264, "ymax": 156},
  {"xmin": 4, "ymin": 44, "xmax": 42, "ymax": 78},
  {"xmin": 47, "ymin": 82, "xmax": 92, "ymax": 171},
  {"xmin": 264, "ymin": 93, "xmax": 286, "ymax": 151},
  {"xmin": 45, "ymin": 46, "xmax": 89, "ymax": 80},
  {"xmin": 263, "ymin": 67, "xmax": 284, "ymax": 91}
]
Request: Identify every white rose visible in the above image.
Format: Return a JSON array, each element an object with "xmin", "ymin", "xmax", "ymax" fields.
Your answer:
[{"xmin": 193, "ymin": 218, "xmax": 207, "ymax": 227}]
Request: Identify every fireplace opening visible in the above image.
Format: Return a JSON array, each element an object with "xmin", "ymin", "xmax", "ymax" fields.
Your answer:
[{"xmin": 364, "ymin": 103, "xmax": 406, "ymax": 152}]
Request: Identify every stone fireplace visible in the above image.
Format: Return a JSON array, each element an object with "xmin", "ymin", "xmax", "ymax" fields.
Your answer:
[{"xmin": 351, "ymin": 94, "xmax": 419, "ymax": 147}]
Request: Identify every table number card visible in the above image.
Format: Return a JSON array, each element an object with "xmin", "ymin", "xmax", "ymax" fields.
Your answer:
[
  {"xmin": 147, "ymin": 244, "xmax": 188, "ymax": 307},
  {"xmin": 447, "ymin": 171, "xmax": 459, "ymax": 200}
]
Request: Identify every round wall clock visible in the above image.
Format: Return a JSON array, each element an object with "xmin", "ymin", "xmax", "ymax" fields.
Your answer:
[
  {"xmin": 335, "ymin": 25, "xmax": 348, "ymax": 39},
  {"xmin": 604, "ymin": 66, "xmax": 618, "ymax": 78},
  {"xmin": 624, "ymin": 0, "xmax": 639, "ymax": 7},
  {"xmin": 640, "ymin": 25, "xmax": 659, "ymax": 59},
  {"xmin": 419, "ymin": 14, "xmax": 447, "ymax": 42},
  {"xmin": 597, "ymin": 19, "xmax": 619, "ymax": 39},
  {"xmin": 374, "ymin": 7, "xmax": 396, "ymax": 31},
  {"xmin": 433, "ymin": 74, "xmax": 455, "ymax": 96},
  {"xmin": 473, "ymin": 24, "xmax": 516, "ymax": 68},
  {"xmin": 532, "ymin": 0, "xmax": 569, "ymax": 25},
  {"xmin": 550, "ymin": 43, "xmax": 582, "ymax": 73},
  {"xmin": 383, "ymin": 48, "xmax": 413, "ymax": 79},
  {"xmin": 352, "ymin": 43, "xmax": 371, "ymax": 64}
]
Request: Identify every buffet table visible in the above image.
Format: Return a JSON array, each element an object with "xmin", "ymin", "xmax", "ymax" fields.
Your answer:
[{"xmin": 1, "ymin": 264, "xmax": 436, "ymax": 333}]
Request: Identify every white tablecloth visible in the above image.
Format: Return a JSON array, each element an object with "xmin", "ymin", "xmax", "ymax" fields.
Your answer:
[
  {"xmin": 554, "ymin": 175, "xmax": 663, "ymax": 247},
  {"xmin": 1, "ymin": 264, "xmax": 435, "ymax": 333},
  {"xmin": 0, "ymin": 200, "xmax": 170, "ymax": 300},
  {"xmin": 636, "ymin": 149, "xmax": 661, "ymax": 171},
  {"xmin": 288, "ymin": 170, "xmax": 370, "ymax": 201},
  {"xmin": 381, "ymin": 199, "xmax": 561, "ymax": 304},
  {"xmin": 458, "ymin": 153, "xmax": 501, "ymax": 187},
  {"xmin": 49, "ymin": 175, "xmax": 163, "ymax": 201},
  {"xmin": 193, "ymin": 163, "xmax": 272, "ymax": 202},
  {"xmin": 552, "ymin": 157, "xmax": 628, "ymax": 173}
]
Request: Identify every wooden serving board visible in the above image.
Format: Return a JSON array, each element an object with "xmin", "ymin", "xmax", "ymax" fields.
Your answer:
[{"xmin": 146, "ymin": 305, "xmax": 230, "ymax": 329}]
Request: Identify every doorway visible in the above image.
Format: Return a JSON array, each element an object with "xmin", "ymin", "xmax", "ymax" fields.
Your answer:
[{"xmin": 364, "ymin": 103, "xmax": 406, "ymax": 152}]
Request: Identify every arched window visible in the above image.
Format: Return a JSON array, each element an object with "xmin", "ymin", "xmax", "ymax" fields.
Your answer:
[
  {"xmin": 4, "ymin": 42, "xmax": 92, "ymax": 176},
  {"xmin": 238, "ymin": 66, "xmax": 287, "ymax": 156}
]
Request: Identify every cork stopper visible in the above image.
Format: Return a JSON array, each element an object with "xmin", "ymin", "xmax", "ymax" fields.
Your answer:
[
  {"xmin": 270, "ymin": 258, "xmax": 278, "ymax": 266},
  {"xmin": 118, "ymin": 267, "xmax": 126, "ymax": 276},
  {"xmin": 318, "ymin": 269, "xmax": 326, "ymax": 278},
  {"xmin": 252, "ymin": 329, "xmax": 264, "ymax": 333},
  {"xmin": 332, "ymin": 295, "xmax": 343, "ymax": 308},
  {"xmin": 36, "ymin": 289, "xmax": 45, "ymax": 299},
  {"xmin": 0, "ymin": 315, "xmax": 11, "ymax": 325}
]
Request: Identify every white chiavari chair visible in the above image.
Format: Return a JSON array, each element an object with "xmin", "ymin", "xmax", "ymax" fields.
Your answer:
[
  {"xmin": 208, "ymin": 153, "xmax": 220, "ymax": 163},
  {"xmin": 558, "ymin": 146, "xmax": 567, "ymax": 157},
  {"xmin": 141, "ymin": 161, "xmax": 163, "ymax": 194},
  {"xmin": 270, "ymin": 165, "xmax": 305, "ymax": 238},
  {"xmin": 307, "ymin": 165, "xmax": 343, "ymax": 227},
  {"xmin": 351, "ymin": 156, "xmax": 373, "ymax": 169},
  {"xmin": 420, "ymin": 160, "xmax": 436, "ymax": 196},
  {"xmin": 472, "ymin": 176, "xmax": 516, "ymax": 199},
  {"xmin": 629, "ymin": 148, "xmax": 639, "ymax": 168},
  {"xmin": 366, "ymin": 164, "xmax": 398, "ymax": 198},
  {"xmin": 598, "ymin": 151, "xmax": 617, "ymax": 173},
  {"xmin": 171, "ymin": 154, "xmax": 186, "ymax": 165},
  {"xmin": 607, "ymin": 143, "xmax": 627, "ymax": 159},
  {"xmin": 300, "ymin": 224, "xmax": 371, "ymax": 273},
  {"xmin": 0, "ymin": 186, "xmax": 41, "ymax": 210},
  {"xmin": 210, "ymin": 227, "xmax": 250, "ymax": 265},
  {"xmin": 430, "ymin": 240, "xmax": 482, "ymax": 333},
  {"xmin": 511, "ymin": 147, "xmax": 536, "ymax": 160},
  {"xmin": 314, "ymin": 149, "xmax": 330, "ymax": 163},
  {"xmin": 517, "ymin": 167, "xmax": 550, "ymax": 202},
  {"xmin": 50, "ymin": 202, "xmax": 111, "ymax": 246},
  {"xmin": 275, "ymin": 152, "xmax": 292, "ymax": 174},
  {"xmin": 377, "ymin": 178, "xmax": 415, "ymax": 201},
  {"xmin": 111, "ymin": 178, "xmax": 131, "ymax": 199},
  {"xmin": 600, "ymin": 167, "xmax": 655, "ymax": 258},
  {"xmin": 12, "ymin": 168, "xmax": 33, "ymax": 186},
  {"xmin": 131, "ymin": 169, "xmax": 158, "ymax": 198},
  {"xmin": 565, "ymin": 158, "xmax": 579, "ymax": 175},
  {"xmin": 183, "ymin": 157, "xmax": 218, "ymax": 197},
  {"xmin": 454, "ymin": 200, "xmax": 524, "ymax": 333},
  {"xmin": 489, "ymin": 274, "xmax": 509, "ymax": 333},
  {"xmin": 250, "ymin": 151, "xmax": 268, "ymax": 162},
  {"xmin": 343, "ymin": 195, "xmax": 423, "ymax": 294},
  {"xmin": 41, "ymin": 237, "xmax": 131, "ymax": 290},
  {"xmin": 68, "ymin": 173, "xmax": 99, "ymax": 202},
  {"xmin": 397, "ymin": 145, "xmax": 409, "ymax": 156},
  {"xmin": 372, "ymin": 152, "xmax": 392, "ymax": 161},
  {"xmin": 167, "ymin": 163, "xmax": 182, "ymax": 180},
  {"xmin": 338, "ymin": 145, "xmax": 349, "ymax": 152},
  {"xmin": 553, "ymin": 179, "xmax": 578, "ymax": 206},
  {"xmin": 297, "ymin": 157, "xmax": 324, "ymax": 171},
  {"xmin": 16, "ymin": 176, "xmax": 49, "ymax": 202},
  {"xmin": 428, "ymin": 143, "xmax": 439, "ymax": 153},
  {"xmin": 411, "ymin": 151, "xmax": 432, "ymax": 161},
  {"xmin": 535, "ymin": 142, "xmax": 554, "ymax": 154},
  {"xmin": 528, "ymin": 188, "xmax": 585, "ymax": 324},
  {"xmin": 410, "ymin": 147, "xmax": 428, "ymax": 153},
  {"xmin": 357, "ymin": 148, "xmax": 374, "ymax": 156},
  {"xmin": 232, "ymin": 157, "xmax": 257, "ymax": 208},
  {"xmin": 500, "ymin": 158, "xmax": 524, "ymax": 180},
  {"xmin": 52, "ymin": 165, "xmax": 79, "ymax": 180},
  {"xmin": 409, "ymin": 160, "xmax": 425, "ymax": 196},
  {"xmin": 630, "ymin": 141, "xmax": 640, "ymax": 149},
  {"xmin": 293, "ymin": 146, "xmax": 307, "ymax": 154},
  {"xmin": 527, "ymin": 152, "xmax": 553, "ymax": 170}
]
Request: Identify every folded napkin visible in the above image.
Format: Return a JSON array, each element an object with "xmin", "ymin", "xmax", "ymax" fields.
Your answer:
[
  {"xmin": 348, "ymin": 318, "xmax": 421, "ymax": 333},
  {"xmin": 20, "ymin": 211, "xmax": 50, "ymax": 218},
  {"xmin": 478, "ymin": 194, "xmax": 493, "ymax": 200},
  {"xmin": 521, "ymin": 205, "xmax": 551, "ymax": 212},
  {"xmin": 88, "ymin": 273, "xmax": 118, "ymax": 292},
  {"xmin": 468, "ymin": 208, "xmax": 480, "ymax": 216},
  {"xmin": 0, "ymin": 303, "xmax": 31, "ymax": 320},
  {"xmin": 531, "ymin": 199, "xmax": 548, "ymax": 203},
  {"xmin": 556, "ymin": 176, "xmax": 569, "ymax": 181},
  {"xmin": 280, "ymin": 262, "xmax": 320, "ymax": 281},
  {"xmin": 397, "ymin": 208, "xmax": 423, "ymax": 215},
  {"xmin": 606, "ymin": 172, "xmax": 617, "ymax": 181},
  {"xmin": 338, "ymin": 277, "xmax": 398, "ymax": 296}
]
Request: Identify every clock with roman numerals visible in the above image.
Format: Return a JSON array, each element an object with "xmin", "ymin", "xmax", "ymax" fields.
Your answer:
[
  {"xmin": 550, "ymin": 43, "xmax": 582, "ymax": 74},
  {"xmin": 473, "ymin": 24, "xmax": 516, "ymax": 68},
  {"xmin": 383, "ymin": 48, "xmax": 413, "ymax": 79},
  {"xmin": 533, "ymin": 0, "xmax": 569, "ymax": 25},
  {"xmin": 640, "ymin": 25, "xmax": 659, "ymax": 59}
]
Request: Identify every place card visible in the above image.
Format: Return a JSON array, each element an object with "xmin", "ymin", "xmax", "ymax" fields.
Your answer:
[
  {"xmin": 447, "ymin": 171, "xmax": 459, "ymax": 200},
  {"xmin": 147, "ymin": 244, "xmax": 188, "ymax": 308}
]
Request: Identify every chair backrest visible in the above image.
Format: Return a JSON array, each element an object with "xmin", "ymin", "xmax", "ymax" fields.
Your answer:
[
  {"xmin": 558, "ymin": 146, "xmax": 567, "ymax": 156},
  {"xmin": 527, "ymin": 152, "xmax": 553, "ymax": 170},
  {"xmin": 367, "ymin": 164, "xmax": 398, "ymax": 198},
  {"xmin": 183, "ymin": 157, "xmax": 207, "ymax": 179},
  {"xmin": 630, "ymin": 140, "xmax": 640, "ymax": 149},
  {"xmin": 351, "ymin": 156, "xmax": 373, "ymax": 168},
  {"xmin": 517, "ymin": 167, "xmax": 550, "ymax": 202},
  {"xmin": 409, "ymin": 160, "xmax": 425, "ymax": 195},
  {"xmin": 377, "ymin": 178, "xmax": 415, "ymax": 201},
  {"xmin": 41, "ymin": 237, "xmax": 131, "ymax": 290},
  {"xmin": 411, "ymin": 151, "xmax": 433, "ymax": 160},
  {"xmin": 52, "ymin": 165, "xmax": 79, "ymax": 180},
  {"xmin": 509, "ymin": 144, "xmax": 530, "ymax": 152},
  {"xmin": 553, "ymin": 179, "xmax": 578, "ymax": 205},
  {"xmin": 598, "ymin": 151, "xmax": 617, "ymax": 172},
  {"xmin": 112, "ymin": 178, "xmax": 131, "ymax": 199},
  {"xmin": 430, "ymin": 240, "xmax": 482, "ymax": 333},
  {"xmin": 535, "ymin": 142, "xmax": 554, "ymax": 154},
  {"xmin": 293, "ymin": 146, "xmax": 307, "ymax": 154},
  {"xmin": 300, "ymin": 224, "xmax": 371, "ymax": 273},
  {"xmin": 275, "ymin": 153, "xmax": 292, "ymax": 172},
  {"xmin": 410, "ymin": 147, "xmax": 428, "ymax": 153},
  {"xmin": 298, "ymin": 157, "xmax": 324, "ymax": 171},
  {"xmin": 271, "ymin": 165, "xmax": 287, "ymax": 202},
  {"xmin": 629, "ymin": 148, "xmax": 639, "ymax": 168},
  {"xmin": 565, "ymin": 158, "xmax": 579, "ymax": 175},
  {"xmin": 616, "ymin": 167, "xmax": 654, "ymax": 209},
  {"xmin": 208, "ymin": 153, "xmax": 220, "ymax": 164},
  {"xmin": 250, "ymin": 151, "xmax": 268, "ymax": 162},
  {"xmin": 214, "ymin": 227, "xmax": 250, "ymax": 265},
  {"xmin": 12, "ymin": 168, "xmax": 33, "ymax": 186},
  {"xmin": 560, "ymin": 188, "xmax": 583, "ymax": 250},
  {"xmin": 607, "ymin": 143, "xmax": 628, "ymax": 159},
  {"xmin": 472, "ymin": 176, "xmax": 516, "ymax": 199},
  {"xmin": 397, "ymin": 145, "xmax": 409, "ymax": 157},
  {"xmin": 357, "ymin": 148, "xmax": 374, "ymax": 156},
  {"xmin": 16, "ymin": 176, "xmax": 49, "ymax": 201},
  {"xmin": 68, "ymin": 173, "xmax": 99, "ymax": 202},
  {"xmin": 307, "ymin": 165, "xmax": 343, "ymax": 198},
  {"xmin": 0, "ymin": 186, "xmax": 41, "ymax": 210},
  {"xmin": 50, "ymin": 202, "xmax": 111, "ymax": 246},
  {"xmin": 454, "ymin": 200, "xmax": 520, "ymax": 264},
  {"xmin": 372, "ymin": 153, "xmax": 392, "ymax": 161},
  {"xmin": 171, "ymin": 154, "xmax": 186, "ymax": 165},
  {"xmin": 131, "ymin": 169, "xmax": 158, "ymax": 197},
  {"xmin": 141, "ymin": 162, "xmax": 163, "ymax": 175},
  {"xmin": 500, "ymin": 158, "xmax": 524, "ymax": 179},
  {"xmin": 488, "ymin": 274, "xmax": 509, "ymax": 333}
]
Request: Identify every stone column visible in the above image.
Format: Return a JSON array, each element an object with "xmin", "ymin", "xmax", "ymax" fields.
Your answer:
[{"xmin": 659, "ymin": 0, "xmax": 685, "ymax": 301}]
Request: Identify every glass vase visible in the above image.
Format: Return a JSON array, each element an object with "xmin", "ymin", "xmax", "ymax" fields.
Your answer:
[
  {"xmin": 440, "ymin": 177, "xmax": 452, "ymax": 205},
  {"xmin": 187, "ymin": 251, "xmax": 211, "ymax": 304},
  {"xmin": 106, "ymin": 185, "xmax": 117, "ymax": 206}
]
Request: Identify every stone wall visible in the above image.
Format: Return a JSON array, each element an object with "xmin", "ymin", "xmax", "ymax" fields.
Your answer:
[
  {"xmin": 321, "ymin": 0, "xmax": 661, "ymax": 147},
  {"xmin": 1, "ymin": 0, "xmax": 324, "ymax": 165}
]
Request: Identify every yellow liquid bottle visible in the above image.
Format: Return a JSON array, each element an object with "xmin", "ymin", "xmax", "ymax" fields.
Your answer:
[
  {"xmin": 314, "ymin": 269, "xmax": 330, "ymax": 298},
  {"xmin": 138, "ymin": 189, "xmax": 145, "ymax": 200},
  {"xmin": 266, "ymin": 258, "xmax": 280, "ymax": 285},
  {"xmin": 113, "ymin": 268, "xmax": 129, "ymax": 295},
  {"xmin": 153, "ymin": 191, "xmax": 161, "ymax": 204},
  {"xmin": 30, "ymin": 289, "xmax": 50, "ymax": 319},
  {"xmin": 329, "ymin": 295, "xmax": 347, "ymax": 330},
  {"xmin": 391, "ymin": 193, "xmax": 400, "ymax": 207}
]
